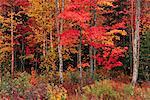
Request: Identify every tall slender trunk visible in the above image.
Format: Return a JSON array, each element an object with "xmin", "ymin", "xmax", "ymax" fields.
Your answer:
[
  {"xmin": 55, "ymin": 0, "xmax": 64, "ymax": 83},
  {"xmin": 43, "ymin": 31, "xmax": 46, "ymax": 56},
  {"xmin": 93, "ymin": 48, "xmax": 96, "ymax": 74},
  {"xmin": 15, "ymin": 46, "xmax": 17, "ymax": 71},
  {"xmin": 41, "ymin": 0, "xmax": 46, "ymax": 57},
  {"xmin": 93, "ymin": 1, "xmax": 97, "ymax": 77},
  {"xmin": 59, "ymin": 0, "xmax": 64, "ymax": 83},
  {"xmin": 0, "ymin": 63, "xmax": 2, "ymax": 82},
  {"xmin": 50, "ymin": 30, "xmax": 53, "ymax": 49},
  {"xmin": 132, "ymin": 0, "xmax": 141, "ymax": 85},
  {"xmin": 90, "ymin": 46, "xmax": 93, "ymax": 78},
  {"xmin": 130, "ymin": 0, "xmax": 134, "ymax": 75},
  {"xmin": 35, "ymin": 52, "xmax": 38, "ymax": 70},
  {"xmin": 93, "ymin": 13, "xmax": 97, "ymax": 75},
  {"xmin": 90, "ymin": 0, "xmax": 97, "ymax": 78},
  {"xmin": 11, "ymin": 8, "xmax": 14, "ymax": 78},
  {"xmin": 79, "ymin": 31, "xmax": 82, "ymax": 87},
  {"xmin": 21, "ymin": 39, "xmax": 25, "ymax": 72}
]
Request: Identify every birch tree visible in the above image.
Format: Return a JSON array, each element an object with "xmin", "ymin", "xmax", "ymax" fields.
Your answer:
[
  {"xmin": 132, "ymin": 0, "xmax": 141, "ymax": 85},
  {"xmin": 55, "ymin": 0, "xmax": 64, "ymax": 83}
]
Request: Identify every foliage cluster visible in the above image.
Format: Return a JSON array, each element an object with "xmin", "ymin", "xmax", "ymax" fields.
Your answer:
[
  {"xmin": 82, "ymin": 80, "xmax": 150, "ymax": 100},
  {"xmin": 0, "ymin": 72, "xmax": 67, "ymax": 100}
]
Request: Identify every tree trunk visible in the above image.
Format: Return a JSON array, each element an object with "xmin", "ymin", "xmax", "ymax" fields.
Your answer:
[
  {"xmin": 55, "ymin": 0, "xmax": 64, "ymax": 83},
  {"xmin": 43, "ymin": 31, "xmax": 46, "ymax": 56},
  {"xmin": 132, "ymin": 0, "xmax": 141, "ymax": 85},
  {"xmin": 79, "ymin": 31, "xmax": 83, "ymax": 87},
  {"xmin": 130, "ymin": 0, "xmax": 134, "ymax": 76},
  {"xmin": 0, "ymin": 63, "xmax": 2, "ymax": 83},
  {"xmin": 90, "ymin": 46, "xmax": 94, "ymax": 78},
  {"xmin": 50, "ymin": 29, "xmax": 53, "ymax": 49},
  {"xmin": 59, "ymin": 0, "xmax": 64, "ymax": 83},
  {"xmin": 21, "ymin": 39, "xmax": 25, "ymax": 72},
  {"xmin": 11, "ymin": 9, "xmax": 14, "ymax": 78},
  {"xmin": 93, "ymin": 48, "xmax": 96, "ymax": 74},
  {"xmin": 35, "ymin": 52, "xmax": 38, "ymax": 70},
  {"xmin": 93, "ymin": 1, "xmax": 97, "ymax": 77},
  {"xmin": 90, "ymin": 1, "xmax": 97, "ymax": 79}
]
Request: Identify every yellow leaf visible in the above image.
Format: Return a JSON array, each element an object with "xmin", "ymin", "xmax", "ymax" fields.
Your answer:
[
  {"xmin": 108, "ymin": 30, "xmax": 127, "ymax": 36},
  {"xmin": 0, "ymin": 47, "xmax": 12, "ymax": 52},
  {"xmin": 97, "ymin": 1, "xmax": 113, "ymax": 6},
  {"xmin": 0, "ymin": 15, "xmax": 4, "ymax": 22}
]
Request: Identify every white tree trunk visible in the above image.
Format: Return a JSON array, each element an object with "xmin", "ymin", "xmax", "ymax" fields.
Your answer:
[
  {"xmin": 55, "ymin": 0, "xmax": 64, "ymax": 83},
  {"xmin": 132, "ymin": 0, "xmax": 141, "ymax": 85}
]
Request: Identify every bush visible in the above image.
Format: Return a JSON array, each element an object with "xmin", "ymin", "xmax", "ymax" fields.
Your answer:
[
  {"xmin": 82, "ymin": 80, "xmax": 118, "ymax": 99},
  {"xmin": 0, "ymin": 71, "xmax": 68, "ymax": 99},
  {"xmin": 47, "ymin": 84, "xmax": 67, "ymax": 100},
  {"xmin": 0, "ymin": 72, "xmax": 31, "ymax": 99},
  {"xmin": 123, "ymin": 84, "xmax": 134, "ymax": 95},
  {"xmin": 82, "ymin": 80, "xmax": 150, "ymax": 100}
]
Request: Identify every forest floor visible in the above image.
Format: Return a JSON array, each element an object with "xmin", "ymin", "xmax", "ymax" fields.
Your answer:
[
  {"xmin": 0, "ymin": 71, "xmax": 150, "ymax": 100},
  {"xmin": 65, "ymin": 78, "xmax": 150, "ymax": 100}
]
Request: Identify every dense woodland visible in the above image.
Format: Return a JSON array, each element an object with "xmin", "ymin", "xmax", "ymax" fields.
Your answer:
[{"xmin": 0, "ymin": 0, "xmax": 150, "ymax": 99}]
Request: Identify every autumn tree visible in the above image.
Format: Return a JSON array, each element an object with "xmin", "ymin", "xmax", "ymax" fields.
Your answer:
[
  {"xmin": 59, "ymin": 0, "xmax": 92, "ymax": 85},
  {"xmin": 59, "ymin": 0, "xmax": 65, "ymax": 83},
  {"xmin": 138, "ymin": 0, "xmax": 150, "ymax": 81},
  {"xmin": 26, "ymin": 0, "xmax": 56, "ymax": 72},
  {"xmin": 27, "ymin": 0, "xmax": 54, "ymax": 56},
  {"xmin": 0, "ymin": 0, "xmax": 30, "ymax": 77},
  {"xmin": 0, "ymin": 0, "xmax": 15, "ymax": 78},
  {"xmin": 59, "ymin": 0, "xmax": 128, "ymax": 86},
  {"xmin": 132, "ymin": 0, "xmax": 141, "ymax": 85},
  {"xmin": 54, "ymin": 0, "xmax": 65, "ymax": 83}
]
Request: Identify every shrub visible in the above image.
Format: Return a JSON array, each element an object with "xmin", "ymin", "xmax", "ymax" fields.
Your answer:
[
  {"xmin": 82, "ymin": 80, "xmax": 118, "ymax": 99},
  {"xmin": 47, "ymin": 84, "xmax": 67, "ymax": 100},
  {"xmin": 123, "ymin": 84, "xmax": 134, "ymax": 95},
  {"xmin": 0, "ymin": 72, "xmax": 31, "ymax": 99}
]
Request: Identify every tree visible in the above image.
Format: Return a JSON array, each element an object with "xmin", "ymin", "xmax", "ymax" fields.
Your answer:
[
  {"xmin": 59, "ymin": 0, "xmax": 92, "ymax": 85},
  {"xmin": 27, "ymin": 0, "xmax": 54, "ymax": 57},
  {"xmin": 55, "ymin": 0, "xmax": 64, "ymax": 83},
  {"xmin": 89, "ymin": 0, "xmax": 97, "ymax": 79},
  {"xmin": 59, "ymin": 0, "xmax": 65, "ymax": 83},
  {"xmin": 0, "ymin": 0, "xmax": 15, "ymax": 78},
  {"xmin": 0, "ymin": 0, "xmax": 30, "ymax": 77},
  {"xmin": 59, "ymin": 0, "xmax": 128, "ymax": 83},
  {"xmin": 85, "ymin": 26, "xmax": 127, "ymax": 70},
  {"xmin": 138, "ymin": 0, "xmax": 150, "ymax": 81},
  {"xmin": 132, "ymin": 0, "xmax": 141, "ymax": 85},
  {"xmin": 10, "ymin": 5, "xmax": 14, "ymax": 78},
  {"xmin": 26, "ymin": 0, "xmax": 55, "ymax": 73},
  {"xmin": 130, "ymin": 0, "xmax": 134, "ymax": 75}
]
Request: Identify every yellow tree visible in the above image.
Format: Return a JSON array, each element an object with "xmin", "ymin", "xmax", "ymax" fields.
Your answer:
[
  {"xmin": 27, "ymin": 0, "xmax": 54, "ymax": 56},
  {"xmin": 0, "ymin": 0, "xmax": 15, "ymax": 78},
  {"xmin": 26, "ymin": 0, "xmax": 58, "ymax": 75},
  {"xmin": 0, "ymin": 0, "xmax": 30, "ymax": 77}
]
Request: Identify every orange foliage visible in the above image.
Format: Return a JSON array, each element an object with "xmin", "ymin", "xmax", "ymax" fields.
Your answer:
[
  {"xmin": 77, "ymin": 63, "xmax": 90, "ymax": 68},
  {"xmin": 67, "ymin": 66, "xmax": 76, "ymax": 72},
  {"xmin": 30, "ymin": 67, "xmax": 37, "ymax": 85}
]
